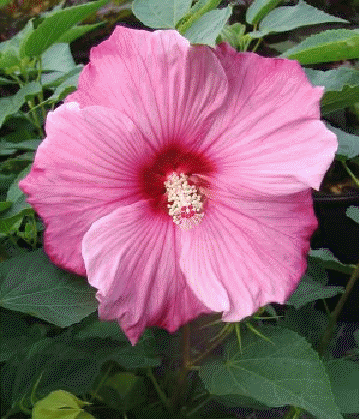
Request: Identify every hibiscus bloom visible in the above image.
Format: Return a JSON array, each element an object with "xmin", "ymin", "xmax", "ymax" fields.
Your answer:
[{"xmin": 19, "ymin": 26, "xmax": 337, "ymax": 344}]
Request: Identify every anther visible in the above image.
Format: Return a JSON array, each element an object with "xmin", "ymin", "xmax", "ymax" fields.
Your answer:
[{"xmin": 164, "ymin": 173, "xmax": 204, "ymax": 229}]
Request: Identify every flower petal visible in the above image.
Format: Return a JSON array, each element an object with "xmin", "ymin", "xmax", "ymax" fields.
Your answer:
[
  {"xmin": 82, "ymin": 200, "xmax": 210, "ymax": 344},
  {"xmin": 67, "ymin": 26, "xmax": 228, "ymax": 149},
  {"xmin": 180, "ymin": 187, "xmax": 317, "ymax": 320},
  {"xmin": 199, "ymin": 45, "xmax": 337, "ymax": 194},
  {"xmin": 19, "ymin": 103, "xmax": 150, "ymax": 275}
]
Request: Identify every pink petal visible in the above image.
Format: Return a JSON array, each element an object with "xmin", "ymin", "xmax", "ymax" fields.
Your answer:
[
  {"xmin": 180, "ymin": 187, "xmax": 317, "ymax": 321},
  {"xmin": 82, "ymin": 200, "xmax": 210, "ymax": 345},
  {"xmin": 67, "ymin": 26, "xmax": 228, "ymax": 149},
  {"xmin": 19, "ymin": 103, "xmax": 150, "ymax": 275},
  {"xmin": 198, "ymin": 44, "xmax": 337, "ymax": 194}
]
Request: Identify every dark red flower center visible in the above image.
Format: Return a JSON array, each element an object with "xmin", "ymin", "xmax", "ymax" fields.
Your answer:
[{"xmin": 139, "ymin": 144, "xmax": 215, "ymax": 223}]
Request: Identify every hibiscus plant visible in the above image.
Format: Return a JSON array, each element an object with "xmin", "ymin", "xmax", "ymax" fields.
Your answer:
[{"xmin": 0, "ymin": 0, "xmax": 358, "ymax": 418}]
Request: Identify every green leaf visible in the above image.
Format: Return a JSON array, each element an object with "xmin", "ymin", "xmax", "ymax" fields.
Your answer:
[
  {"xmin": 0, "ymin": 310, "xmax": 48, "ymax": 362},
  {"xmin": 76, "ymin": 317, "xmax": 128, "ymax": 341},
  {"xmin": 0, "ymin": 202, "xmax": 12, "ymax": 212},
  {"xmin": 0, "ymin": 82, "xmax": 42, "ymax": 128},
  {"xmin": 0, "ymin": 0, "xmax": 12, "ymax": 8},
  {"xmin": 217, "ymin": 23, "xmax": 248, "ymax": 50},
  {"xmin": 0, "ymin": 38, "xmax": 21, "ymax": 70},
  {"xmin": 246, "ymin": 0, "xmax": 283, "ymax": 25},
  {"xmin": 281, "ymin": 29, "xmax": 359, "ymax": 64},
  {"xmin": 287, "ymin": 273, "xmax": 344, "ymax": 309},
  {"xmin": 0, "ymin": 209, "xmax": 33, "ymax": 235},
  {"xmin": 75, "ymin": 317, "xmax": 161, "ymax": 369},
  {"xmin": 305, "ymin": 67, "xmax": 359, "ymax": 114},
  {"xmin": 251, "ymin": 0, "xmax": 347, "ymax": 37},
  {"xmin": 23, "ymin": 0, "xmax": 110, "ymax": 57},
  {"xmin": 309, "ymin": 248, "xmax": 356, "ymax": 275},
  {"xmin": 0, "ymin": 165, "xmax": 34, "ymax": 235},
  {"xmin": 0, "ymin": 249, "xmax": 97, "ymax": 327},
  {"xmin": 0, "ymin": 76, "xmax": 16, "ymax": 85},
  {"xmin": 32, "ymin": 390, "xmax": 94, "ymax": 419},
  {"xmin": 47, "ymin": 72, "xmax": 80, "ymax": 102},
  {"xmin": 132, "ymin": 0, "xmax": 192, "ymax": 29},
  {"xmin": 57, "ymin": 23, "xmax": 103, "ymax": 44},
  {"xmin": 1, "ymin": 337, "xmax": 100, "ymax": 409},
  {"xmin": 325, "ymin": 124, "xmax": 359, "ymax": 159},
  {"xmin": 41, "ymin": 66, "xmax": 82, "ymax": 89},
  {"xmin": 325, "ymin": 359, "xmax": 359, "ymax": 414},
  {"xmin": 97, "ymin": 372, "xmax": 147, "ymax": 411},
  {"xmin": 41, "ymin": 43, "xmax": 76, "ymax": 72},
  {"xmin": 0, "ymin": 138, "xmax": 41, "ymax": 156},
  {"xmin": 3, "ymin": 164, "xmax": 32, "ymax": 217},
  {"xmin": 184, "ymin": 6, "xmax": 232, "ymax": 47},
  {"xmin": 346, "ymin": 205, "xmax": 359, "ymax": 223},
  {"xmin": 199, "ymin": 326, "xmax": 341, "ymax": 419}
]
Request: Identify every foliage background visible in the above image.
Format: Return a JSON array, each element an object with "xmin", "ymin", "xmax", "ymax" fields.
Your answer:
[{"xmin": 0, "ymin": 0, "xmax": 358, "ymax": 418}]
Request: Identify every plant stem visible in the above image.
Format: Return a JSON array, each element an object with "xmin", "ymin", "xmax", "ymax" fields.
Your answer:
[
  {"xmin": 177, "ymin": 0, "xmax": 222, "ymax": 35},
  {"xmin": 36, "ymin": 58, "xmax": 47, "ymax": 123},
  {"xmin": 147, "ymin": 367, "xmax": 171, "ymax": 410},
  {"xmin": 89, "ymin": 363, "xmax": 113, "ymax": 402},
  {"xmin": 186, "ymin": 395, "xmax": 213, "ymax": 418},
  {"xmin": 191, "ymin": 324, "xmax": 233, "ymax": 366},
  {"xmin": 170, "ymin": 323, "xmax": 191, "ymax": 411},
  {"xmin": 252, "ymin": 37, "xmax": 262, "ymax": 52},
  {"xmin": 341, "ymin": 161, "xmax": 359, "ymax": 186},
  {"xmin": 317, "ymin": 264, "xmax": 359, "ymax": 357}
]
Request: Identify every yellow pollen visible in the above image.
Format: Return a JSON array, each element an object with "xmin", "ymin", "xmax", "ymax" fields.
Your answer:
[{"xmin": 164, "ymin": 173, "xmax": 204, "ymax": 230}]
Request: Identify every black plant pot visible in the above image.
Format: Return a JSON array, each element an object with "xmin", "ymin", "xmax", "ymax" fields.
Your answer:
[
  {"xmin": 312, "ymin": 190, "xmax": 359, "ymax": 265},
  {"xmin": 312, "ymin": 190, "xmax": 358, "ymax": 324}
]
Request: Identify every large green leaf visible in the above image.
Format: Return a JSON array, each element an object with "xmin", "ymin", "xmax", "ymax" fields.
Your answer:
[
  {"xmin": 281, "ymin": 29, "xmax": 359, "ymax": 64},
  {"xmin": 75, "ymin": 316, "xmax": 161, "ymax": 368},
  {"xmin": 305, "ymin": 67, "xmax": 359, "ymax": 114},
  {"xmin": 184, "ymin": 6, "xmax": 232, "ymax": 47},
  {"xmin": 309, "ymin": 248, "xmax": 356, "ymax": 275},
  {"xmin": 250, "ymin": 0, "xmax": 347, "ymax": 37},
  {"xmin": 346, "ymin": 206, "xmax": 359, "ymax": 223},
  {"xmin": 94, "ymin": 372, "xmax": 147, "ymax": 412},
  {"xmin": 0, "ymin": 249, "xmax": 97, "ymax": 327},
  {"xmin": 0, "ymin": 139, "xmax": 41, "ymax": 156},
  {"xmin": 0, "ymin": 165, "xmax": 34, "ymax": 235},
  {"xmin": 246, "ymin": 0, "xmax": 283, "ymax": 25},
  {"xmin": 199, "ymin": 326, "xmax": 341, "ymax": 419},
  {"xmin": 287, "ymin": 272, "xmax": 344, "ymax": 309},
  {"xmin": 41, "ymin": 43, "xmax": 76, "ymax": 72},
  {"xmin": 56, "ymin": 23, "xmax": 103, "ymax": 44},
  {"xmin": 0, "ymin": 82, "xmax": 42, "ymax": 128},
  {"xmin": 1, "ymin": 338, "xmax": 101, "ymax": 409},
  {"xmin": 132, "ymin": 0, "xmax": 192, "ymax": 29},
  {"xmin": 22, "ymin": 0, "xmax": 109, "ymax": 57},
  {"xmin": 326, "ymin": 124, "xmax": 359, "ymax": 160},
  {"xmin": 325, "ymin": 359, "xmax": 359, "ymax": 414}
]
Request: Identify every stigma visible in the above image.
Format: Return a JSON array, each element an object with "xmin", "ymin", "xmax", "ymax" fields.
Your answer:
[{"xmin": 164, "ymin": 173, "xmax": 204, "ymax": 230}]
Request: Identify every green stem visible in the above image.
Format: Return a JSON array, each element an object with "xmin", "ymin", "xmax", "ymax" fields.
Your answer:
[
  {"xmin": 170, "ymin": 323, "xmax": 191, "ymax": 411},
  {"xmin": 147, "ymin": 368, "xmax": 171, "ymax": 410},
  {"xmin": 252, "ymin": 37, "xmax": 262, "ymax": 52},
  {"xmin": 318, "ymin": 264, "xmax": 359, "ymax": 357},
  {"xmin": 89, "ymin": 363, "xmax": 113, "ymax": 402},
  {"xmin": 36, "ymin": 57, "xmax": 47, "ymax": 123},
  {"xmin": 28, "ymin": 98, "xmax": 44, "ymax": 138},
  {"xmin": 191, "ymin": 324, "xmax": 233, "ymax": 367},
  {"xmin": 284, "ymin": 405, "xmax": 302, "ymax": 418},
  {"xmin": 341, "ymin": 161, "xmax": 359, "ymax": 186},
  {"xmin": 177, "ymin": 0, "xmax": 222, "ymax": 35},
  {"xmin": 186, "ymin": 395, "xmax": 213, "ymax": 418}
]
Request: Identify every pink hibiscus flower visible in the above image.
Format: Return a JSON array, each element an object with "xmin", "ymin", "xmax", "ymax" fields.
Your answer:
[{"xmin": 19, "ymin": 26, "xmax": 337, "ymax": 344}]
